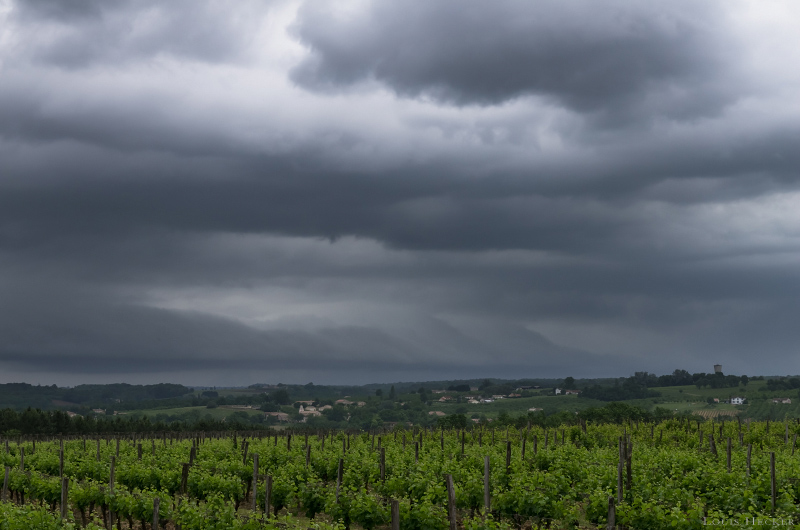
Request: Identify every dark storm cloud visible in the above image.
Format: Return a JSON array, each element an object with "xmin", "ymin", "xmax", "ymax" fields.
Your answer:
[
  {"xmin": 0, "ymin": 270, "xmax": 613, "ymax": 379},
  {"xmin": 1, "ymin": 0, "xmax": 799, "ymax": 384},
  {"xmin": 11, "ymin": 0, "xmax": 271, "ymax": 68},
  {"xmin": 292, "ymin": 0, "xmax": 739, "ymax": 123}
]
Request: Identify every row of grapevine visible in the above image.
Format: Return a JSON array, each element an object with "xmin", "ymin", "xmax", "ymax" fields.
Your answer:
[{"xmin": 3, "ymin": 418, "xmax": 800, "ymax": 529}]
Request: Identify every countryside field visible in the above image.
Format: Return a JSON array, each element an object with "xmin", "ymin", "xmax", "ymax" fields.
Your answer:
[{"xmin": 2, "ymin": 419, "xmax": 799, "ymax": 529}]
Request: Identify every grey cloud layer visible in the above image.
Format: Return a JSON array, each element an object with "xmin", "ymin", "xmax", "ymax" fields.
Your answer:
[
  {"xmin": 12, "ymin": 0, "xmax": 271, "ymax": 68},
  {"xmin": 292, "ymin": 0, "xmax": 739, "ymax": 123},
  {"xmin": 0, "ymin": 0, "xmax": 798, "ymax": 384}
]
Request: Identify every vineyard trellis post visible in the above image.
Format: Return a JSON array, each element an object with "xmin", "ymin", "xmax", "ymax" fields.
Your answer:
[
  {"xmin": 380, "ymin": 447, "xmax": 386, "ymax": 482},
  {"xmin": 606, "ymin": 496, "xmax": 616, "ymax": 530},
  {"xmin": 252, "ymin": 453, "xmax": 259, "ymax": 511},
  {"xmin": 484, "ymin": 456, "xmax": 490, "ymax": 516},
  {"xmin": 770, "ymin": 452, "xmax": 776, "ymax": 514},
  {"xmin": 391, "ymin": 499, "xmax": 400, "ymax": 530},
  {"xmin": 335, "ymin": 458, "xmax": 344, "ymax": 503},
  {"xmin": 60, "ymin": 476, "xmax": 69, "ymax": 520},
  {"xmin": 625, "ymin": 437, "xmax": 632, "ymax": 493},
  {"xmin": 265, "ymin": 474, "xmax": 273, "ymax": 517},
  {"xmin": 726, "ymin": 438, "xmax": 731, "ymax": 472},
  {"xmin": 180, "ymin": 463, "xmax": 189, "ymax": 495},
  {"xmin": 616, "ymin": 437, "xmax": 623, "ymax": 503},
  {"xmin": 746, "ymin": 444, "xmax": 752, "ymax": 480},
  {"xmin": 2, "ymin": 466, "xmax": 8, "ymax": 502},
  {"xmin": 152, "ymin": 496, "xmax": 160, "ymax": 530},
  {"xmin": 445, "ymin": 473, "xmax": 457, "ymax": 530},
  {"xmin": 110, "ymin": 455, "xmax": 116, "ymax": 529}
]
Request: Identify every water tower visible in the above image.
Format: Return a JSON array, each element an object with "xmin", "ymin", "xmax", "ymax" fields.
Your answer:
[{"xmin": 714, "ymin": 364, "xmax": 722, "ymax": 374}]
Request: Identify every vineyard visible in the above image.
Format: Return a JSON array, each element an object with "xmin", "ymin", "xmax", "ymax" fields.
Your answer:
[
  {"xmin": 692, "ymin": 410, "xmax": 740, "ymax": 419},
  {"xmin": 2, "ymin": 418, "xmax": 800, "ymax": 529}
]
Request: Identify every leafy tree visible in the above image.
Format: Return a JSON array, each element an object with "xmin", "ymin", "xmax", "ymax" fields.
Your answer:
[{"xmin": 271, "ymin": 388, "xmax": 290, "ymax": 405}]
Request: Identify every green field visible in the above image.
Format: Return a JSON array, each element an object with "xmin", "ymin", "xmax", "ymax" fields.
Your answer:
[
  {"xmin": 133, "ymin": 405, "xmax": 266, "ymax": 422},
  {"xmin": 3, "ymin": 420, "xmax": 800, "ymax": 529}
]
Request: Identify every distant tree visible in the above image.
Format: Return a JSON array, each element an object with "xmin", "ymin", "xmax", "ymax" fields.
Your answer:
[
  {"xmin": 741, "ymin": 375, "xmax": 749, "ymax": 387},
  {"xmin": 389, "ymin": 386, "xmax": 396, "ymax": 399},
  {"xmin": 563, "ymin": 377, "xmax": 576, "ymax": 388},
  {"xmin": 375, "ymin": 389, "xmax": 383, "ymax": 397},
  {"xmin": 673, "ymin": 369, "xmax": 693, "ymax": 385},
  {"xmin": 437, "ymin": 414, "xmax": 467, "ymax": 429},
  {"xmin": 271, "ymin": 389, "xmax": 290, "ymax": 405}
]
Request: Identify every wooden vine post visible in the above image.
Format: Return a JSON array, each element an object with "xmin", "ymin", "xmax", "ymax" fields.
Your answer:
[
  {"xmin": 445, "ymin": 474, "xmax": 457, "ymax": 530},
  {"xmin": 2, "ymin": 467, "xmax": 9, "ymax": 502},
  {"xmin": 60, "ymin": 477, "xmax": 69, "ymax": 520},
  {"xmin": 606, "ymin": 496, "xmax": 616, "ymax": 530},
  {"xmin": 109, "ymin": 456, "xmax": 116, "ymax": 528},
  {"xmin": 391, "ymin": 499, "xmax": 400, "ymax": 530},
  {"xmin": 770, "ymin": 452, "xmax": 776, "ymax": 514},
  {"xmin": 152, "ymin": 496, "xmax": 160, "ymax": 530},
  {"xmin": 617, "ymin": 437, "xmax": 624, "ymax": 503},
  {"xmin": 252, "ymin": 453, "xmax": 259, "ymax": 511},
  {"xmin": 484, "ymin": 456, "xmax": 491, "ymax": 516},
  {"xmin": 335, "ymin": 458, "xmax": 344, "ymax": 503},
  {"xmin": 265, "ymin": 475, "xmax": 273, "ymax": 517}
]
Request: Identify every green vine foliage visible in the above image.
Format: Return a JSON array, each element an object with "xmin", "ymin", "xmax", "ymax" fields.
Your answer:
[{"xmin": 2, "ymin": 419, "xmax": 800, "ymax": 529}]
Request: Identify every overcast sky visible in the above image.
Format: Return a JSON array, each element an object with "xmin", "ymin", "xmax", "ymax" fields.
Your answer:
[{"xmin": 1, "ymin": 0, "xmax": 799, "ymax": 386}]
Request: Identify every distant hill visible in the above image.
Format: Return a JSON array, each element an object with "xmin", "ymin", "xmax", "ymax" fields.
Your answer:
[{"xmin": 0, "ymin": 382, "xmax": 192, "ymax": 411}]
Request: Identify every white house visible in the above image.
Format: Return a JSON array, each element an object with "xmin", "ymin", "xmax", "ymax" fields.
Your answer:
[
  {"xmin": 731, "ymin": 397, "xmax": 745, "ymax": 405},
  {"xmin": 554, "ymin": 388, "xmax": 562, "ymax": 395}
]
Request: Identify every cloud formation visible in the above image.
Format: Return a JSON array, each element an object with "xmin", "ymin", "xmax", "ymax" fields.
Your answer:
[
  {"xmin": 1, "ymin": 0, "xmax": 799, "ymax": 385},
  {"xmin": 291, "ymin": 0, "xmax": 739, "ymax": 122}
]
